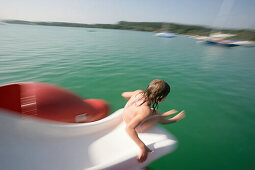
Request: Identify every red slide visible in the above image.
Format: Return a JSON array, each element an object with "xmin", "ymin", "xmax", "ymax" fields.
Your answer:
[{"xmin": 0, "ymin": 82, "xmax": 110, "ymax": 123}]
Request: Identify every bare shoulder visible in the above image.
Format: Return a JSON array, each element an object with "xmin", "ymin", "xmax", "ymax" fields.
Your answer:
[{"xmin": 122, "ymin": 89, "xmax": 143, "ymax": 99}]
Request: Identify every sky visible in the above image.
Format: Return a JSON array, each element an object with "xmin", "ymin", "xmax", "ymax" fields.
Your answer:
[{"xmin": 0, "ymin": 0, "xmax": 255, "ymax": 29}]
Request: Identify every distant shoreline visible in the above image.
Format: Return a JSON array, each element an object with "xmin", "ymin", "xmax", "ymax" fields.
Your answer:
[{"xmin": 2, "ymin": 20, "xmax": 255, "ymax": 41}]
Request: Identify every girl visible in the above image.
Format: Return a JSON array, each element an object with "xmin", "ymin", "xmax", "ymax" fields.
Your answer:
[{"xmin": 122, "ymin": 79, "xmax": 185, "ymax": 163}]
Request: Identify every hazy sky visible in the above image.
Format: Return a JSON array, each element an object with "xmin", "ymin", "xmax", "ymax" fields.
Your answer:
[{"xmin": 1, "ymin": 0, "xmax": 254, "ymax": 29}]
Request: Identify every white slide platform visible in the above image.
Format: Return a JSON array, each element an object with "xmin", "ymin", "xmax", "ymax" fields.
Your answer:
[{"xmin": 0, "ymin": 109, "xmax": 177, "ymax": 170}]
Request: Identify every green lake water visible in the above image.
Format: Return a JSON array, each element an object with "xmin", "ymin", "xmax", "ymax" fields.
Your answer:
[{"xmin": 0, "ymin": 24, "xmax": 255, "ymax": 170}]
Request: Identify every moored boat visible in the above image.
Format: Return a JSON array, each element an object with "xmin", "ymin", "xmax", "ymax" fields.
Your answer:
[
  {"xmin": 231, "ymin": 40, "xmax": 255, "ymax": 47},
  {"xmin": 205, "ymin": 39, "xmax": 240, "ymax": 47},
  {"xmin": 156, "ymin": 32, "xmax": 176, "ymax": 38}
]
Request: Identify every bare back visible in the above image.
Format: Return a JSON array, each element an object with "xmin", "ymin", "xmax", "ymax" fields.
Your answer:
[{"xmin": 122, "ymin": 90, "xmax": 151, "ymax": 125}]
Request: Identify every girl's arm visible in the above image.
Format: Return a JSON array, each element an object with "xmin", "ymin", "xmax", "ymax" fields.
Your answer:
[
  {"xmin": 121, "ymin": 90, "xmax": 143, "ymax": 99},
  {"xmin": 159, "ymin": 110, "xmax": 185, "ymax": 124},
  {"xmin": 125, "ymin": 114, "xmax": 147, "ymax": 148},
  {"xmin": 135, "ymin": 109, "xmax": 185, "ymax": 132},
  {"xmin": 125, "ymin": 108, "xmax": 152, "ymax": 162}
]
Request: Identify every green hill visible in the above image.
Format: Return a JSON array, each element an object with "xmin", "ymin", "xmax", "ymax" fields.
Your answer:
[{"xmin": 3, "ymin": 20, "xmax": 255, "ymax": 41}]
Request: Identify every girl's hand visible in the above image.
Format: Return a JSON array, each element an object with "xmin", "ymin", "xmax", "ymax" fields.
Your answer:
[{"xmin": 137, "ymin": 145, "xmax": 153, "ymax": 163}]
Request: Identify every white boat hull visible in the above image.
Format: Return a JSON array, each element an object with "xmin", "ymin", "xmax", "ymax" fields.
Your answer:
[
  {"xmin": 156, "ymin": 32, "xmax": 176, "ymax": 38},
  {"xmin": 0, "ymin": 109, "xmax": 177, "ymax": 170}
]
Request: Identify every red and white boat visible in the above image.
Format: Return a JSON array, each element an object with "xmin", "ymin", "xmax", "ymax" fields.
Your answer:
[{"xmin": 0, "ymin": 82, "xmax": 177, "ymax": 170}]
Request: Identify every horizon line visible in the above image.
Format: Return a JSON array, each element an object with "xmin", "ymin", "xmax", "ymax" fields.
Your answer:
[{"xmin": 1, "ymin": 19, "xmax": 255, "ymax": 31}]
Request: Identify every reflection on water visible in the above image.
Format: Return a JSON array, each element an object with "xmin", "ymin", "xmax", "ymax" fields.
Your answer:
[{"xmin": 201, "ymin": 46, "xmax": 225, "ymax": 69}]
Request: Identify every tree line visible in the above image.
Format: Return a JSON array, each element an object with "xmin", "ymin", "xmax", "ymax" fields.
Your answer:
[{"xmin": 4, "ymin": 20, "xmax": 255, "ymax": 41}]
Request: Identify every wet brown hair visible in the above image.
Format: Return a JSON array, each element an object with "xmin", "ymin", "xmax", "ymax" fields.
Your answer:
[{"xmin": 142, "ymin": 79, "xmax": 170, "ymax": 112}]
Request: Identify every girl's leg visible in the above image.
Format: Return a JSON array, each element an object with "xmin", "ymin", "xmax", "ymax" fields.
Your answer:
[
  {"xmin": 135, "ymin": 109, "xmax": 163, "ymax": 133},
  {"xmin": 135, "ymin": 117, "xmax": 158, "ymax": 133}
]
